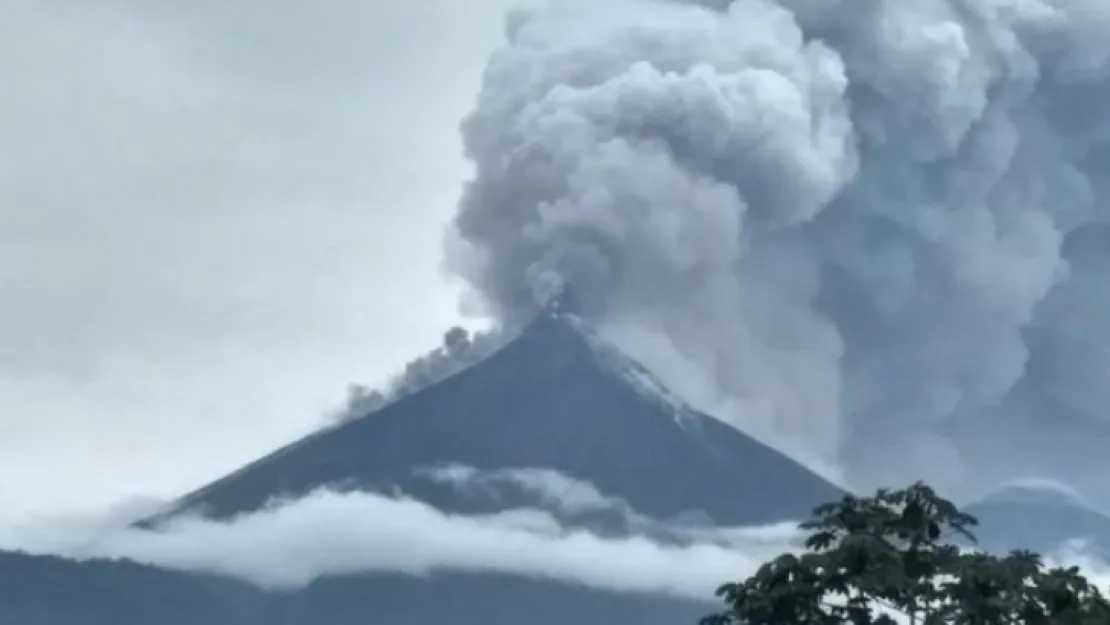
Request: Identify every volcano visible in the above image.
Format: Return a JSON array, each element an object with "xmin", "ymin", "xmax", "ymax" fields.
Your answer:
[
  {"xmin": 152, "ymin": 308, "xmax": 843, "ymax": 525},
  {"xmin": 0, "ymin": 310, "xmax": 843, "ymax": 625}
]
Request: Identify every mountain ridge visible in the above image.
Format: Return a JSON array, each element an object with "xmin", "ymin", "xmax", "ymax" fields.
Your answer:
[{"xmin": 148, "ymin": 309, "xmax": 843, "ymax": 526}]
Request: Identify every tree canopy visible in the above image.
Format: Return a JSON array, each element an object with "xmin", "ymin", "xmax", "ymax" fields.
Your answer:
[{"xmin": 703, "ymin": 482, "xmax": 1110, "ymax": 624}]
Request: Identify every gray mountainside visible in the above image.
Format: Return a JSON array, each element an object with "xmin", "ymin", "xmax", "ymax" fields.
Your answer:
[{"xmin": 156, "ymin": 309, "xmax": 844, "ymax": 524}]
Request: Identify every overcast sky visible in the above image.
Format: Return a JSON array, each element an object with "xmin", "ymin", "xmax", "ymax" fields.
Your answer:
[{"xmin": 0, "ymin": 0, "xmax": 516, "ymax": 521}]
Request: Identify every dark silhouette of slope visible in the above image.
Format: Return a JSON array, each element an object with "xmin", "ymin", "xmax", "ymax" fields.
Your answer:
[
  {"xmin": 966, "ymin": 482, "xmax": 1110, "ymax": 558},
  {"xmin": 156, "ymin": 310, "xmax": 842, "ymax": 526},
  {"xmin": 0, "ymin": 550, "xmax": 263, "ymax": 625},
  {"xmin": 0, "ymin": 550, "xmax": 710, "ymax": 625},
  {"xmin": 0, "ymin": 552, "xmax": 710, "ymax": 625},
  {"xmin": 267, "ymin": 573, "xmax": 710, "ymax": 625}
]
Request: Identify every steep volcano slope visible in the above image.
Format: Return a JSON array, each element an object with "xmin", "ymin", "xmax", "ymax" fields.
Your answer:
[
  {"xmin": 0, "ymin": 312, "xmax": 844, "ymax": 625},
  {"xmin": 157, "ymin": 310, "xmax": 843, "ymax": 526}
]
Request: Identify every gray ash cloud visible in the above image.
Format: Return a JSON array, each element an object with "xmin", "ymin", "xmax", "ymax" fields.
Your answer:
[{"xmin": 440, "ymin": 0, "xmax": 1110, "ymax": 497}]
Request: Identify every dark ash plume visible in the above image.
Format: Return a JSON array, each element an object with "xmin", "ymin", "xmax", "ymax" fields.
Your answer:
[{"xmin": 442, "ymin": 0, "xmax": 1110, "ymax": 497}]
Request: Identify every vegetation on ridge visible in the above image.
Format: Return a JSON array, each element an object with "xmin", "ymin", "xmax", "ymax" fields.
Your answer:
[{"xmin": 704, "ymin": 482, "xmax": 1110, "ymax": 624}]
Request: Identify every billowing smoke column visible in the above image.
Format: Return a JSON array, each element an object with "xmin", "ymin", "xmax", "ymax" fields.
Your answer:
[{"xmin": 443, "ymin": 0, "xmax": 1110, "ymax": 498}]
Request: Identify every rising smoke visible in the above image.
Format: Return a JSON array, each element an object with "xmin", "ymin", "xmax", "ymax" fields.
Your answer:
[
  {"xmin": 334, "ymin": 325, "xmax": 509, "ymax": 421},
  {"xmin": 439, "ymin": 0, "xmax": 1110, "ymax": 498}
]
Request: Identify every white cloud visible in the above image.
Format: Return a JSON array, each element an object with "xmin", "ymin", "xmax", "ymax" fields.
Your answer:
[
  {"xmin": 420, "ymin": 464, "xmax": 804, "ymax": 543},
  {"xmin": 0, "ymin": 0, "xmax": 516, "ymax": 517},
  {"xmin": 0, "ymin": 469, "xmax": 802, "ymax": 601},
  {"xmin": 4, "ymin": 468, "xmax": 1109, "ymax": 619},
  {"xmin": 420, "ymin": 464, "xmax": 637, "ymax": 517}
]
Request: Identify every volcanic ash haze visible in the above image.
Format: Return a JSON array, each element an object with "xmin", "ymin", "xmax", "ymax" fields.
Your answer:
[{"xmin": 438, "ymin": 0, "xmax": 1110, "ymax": 498}]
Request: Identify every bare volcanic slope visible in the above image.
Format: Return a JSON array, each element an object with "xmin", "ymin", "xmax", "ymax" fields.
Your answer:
[
  {"xmin": 66, "ymin": 308, "xmax": 848, "ymax": 625},
  {"xmin": 155, "ymin": 309, "xmax": 843, "ymax": 527}
]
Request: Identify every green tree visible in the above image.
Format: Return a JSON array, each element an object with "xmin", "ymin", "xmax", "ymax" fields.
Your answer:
[{"xmin": 703, "ymin": 482, "xmax": 1110, "ymax": 624}]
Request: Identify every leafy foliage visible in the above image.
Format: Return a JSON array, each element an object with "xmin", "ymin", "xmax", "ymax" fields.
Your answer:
[{"xmin": 703, "ymin": 482, "xmax": 1110, "ymax": 624}]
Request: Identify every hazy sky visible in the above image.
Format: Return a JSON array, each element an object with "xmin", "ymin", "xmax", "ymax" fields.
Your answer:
[{"xmin": 0, "ymin": 0, "xmax": 515, "ymax": 520}]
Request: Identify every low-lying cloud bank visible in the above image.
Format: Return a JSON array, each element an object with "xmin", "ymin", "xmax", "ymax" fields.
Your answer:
[
  {"xmin": 3, "ymin": 473, "xmax": 795, "ymax": 600},
  {"xmin": 3, "ymin": 467, "xmax": 1110, "ymax": 605}
]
